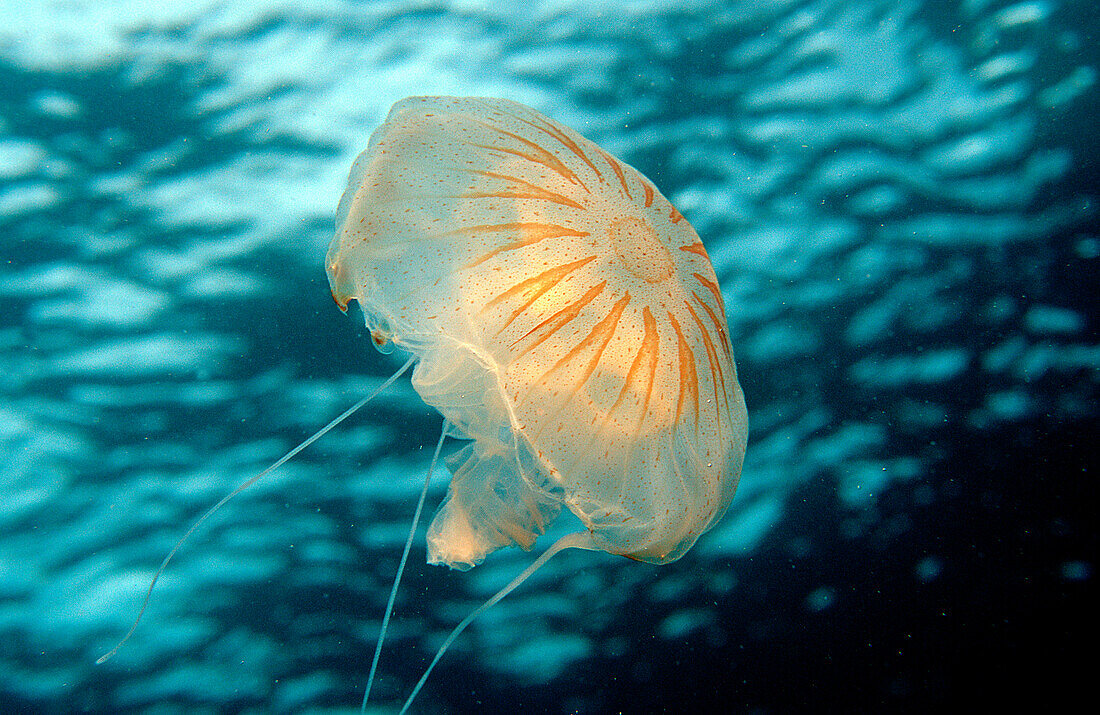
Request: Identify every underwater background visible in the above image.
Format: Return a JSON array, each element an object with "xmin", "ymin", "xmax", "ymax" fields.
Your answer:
[{"xmin": 1, "ymin": 0, "xmax": 1096, "ymax": 712}]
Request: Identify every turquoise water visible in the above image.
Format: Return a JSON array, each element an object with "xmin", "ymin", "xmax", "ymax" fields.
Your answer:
[{"xmin": 1, "ymin": 0, "xmax": 1095, "ymax": 712}]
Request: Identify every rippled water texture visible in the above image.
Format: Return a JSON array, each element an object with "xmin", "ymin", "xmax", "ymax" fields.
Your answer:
[{"xmin": 1, "ymin": 0, "xmax": 1096, "ymax": 712}]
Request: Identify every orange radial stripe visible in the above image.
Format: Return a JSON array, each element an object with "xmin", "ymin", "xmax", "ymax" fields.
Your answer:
[
  {"xmin": 685, "ymin": 301, "xmax": 730, "ymax": 426},
  {"xmin": 692, "ymin": 272, "xmax": 727, "ymax": 314},
  {"xmin": 462, "ymin": 189, "xmax": 584, "ymax": 210},
  {"xmin": 692, "ymin": 290, "xmax": 732, "ymax": 360},
  {"xmin": 599, "ymin": 148, "xmax": 632, "ymax": 200},
  {"xmin": 522, "ymin": 293, "xmax": 633, "ymax": 445},
  {"xmin": 643, "ymin": 181, "xmax": 654, "ymax": 208},
  {"xmin": 679, "ymin": 242, "xmax": 708, "ymax": 258},
  {"xmin": 534, "ymin": 292, "xmax": 632, "ymax": 394},
  {"xmin": 609, "ymin": 307, "xmax": 660, "ymax": 428},
  {"xmin": 483, "ymin": 255, "xmax": 598, "ymax": 334},
  {"xmin": 668, "ymin": 312, "xmax": 699, "ymax": 423},
  {"xmin": 471, "ymin": 122, "xmax": 590, "ymax": 192},
  {"xmin": 510, "ymin": 280, "xmax": 607, "ymax": 358},
  {"xmin": 461, "ymin": 170, "xmax": 586, "ymax": 210},
  {"xmin": 459, "ymin": 223, "xmax": 591, "ymax": 269},
  {"xmin": 670, "ymin": 206, "xmax": 684, "ymax": 224},
  {"xmin": 515, "ymin": 112, "xmax": 604, "ymax": 183}
]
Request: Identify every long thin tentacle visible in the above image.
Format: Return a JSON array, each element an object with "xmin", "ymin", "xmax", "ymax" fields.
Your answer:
[
  {"xmin": 96, "ymin": 356, "xmax": 415, "ymax": 665},
  {"xmin": 360, "ymin": 418, "xmax": 449, "ymax": 711}
]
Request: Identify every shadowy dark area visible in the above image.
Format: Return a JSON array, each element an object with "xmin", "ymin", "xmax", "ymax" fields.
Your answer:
[{"xmin": 450, "ymin": 417, "xmax": 1095, "ymax": 713}]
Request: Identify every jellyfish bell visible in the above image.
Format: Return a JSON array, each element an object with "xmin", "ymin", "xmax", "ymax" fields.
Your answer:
[
  {"xmin": 329, "ymin": 96, "xmax": 747, "ymax": 567},
  {"xmin": 328, "ymin": 96, "xmax": 748, "ymax": 710}
]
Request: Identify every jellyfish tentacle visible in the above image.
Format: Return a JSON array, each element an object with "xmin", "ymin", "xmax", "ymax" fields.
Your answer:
[
  {"xmin": 361, "ymin": 418, "xmax": 449, "ymax": 712},
  {"xmin": 97, "ymin": 357, "xmax": 415, "ymax": 666}
]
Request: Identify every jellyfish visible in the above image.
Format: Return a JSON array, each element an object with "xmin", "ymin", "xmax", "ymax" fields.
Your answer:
[{"xmin": 328, "ymin": 96, "xmax": 748, "ymax": 711}]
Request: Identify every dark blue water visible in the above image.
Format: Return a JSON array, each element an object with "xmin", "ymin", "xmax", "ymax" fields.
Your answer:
[{"xmin": 1, "ymin": 0, "xmax": 1095, "ymax": 712}]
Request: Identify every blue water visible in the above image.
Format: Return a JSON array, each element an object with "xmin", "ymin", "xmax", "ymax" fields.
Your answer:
[{"xmin": 1, "ymin": 0, "xmax": 1095, "ymax": 712}]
